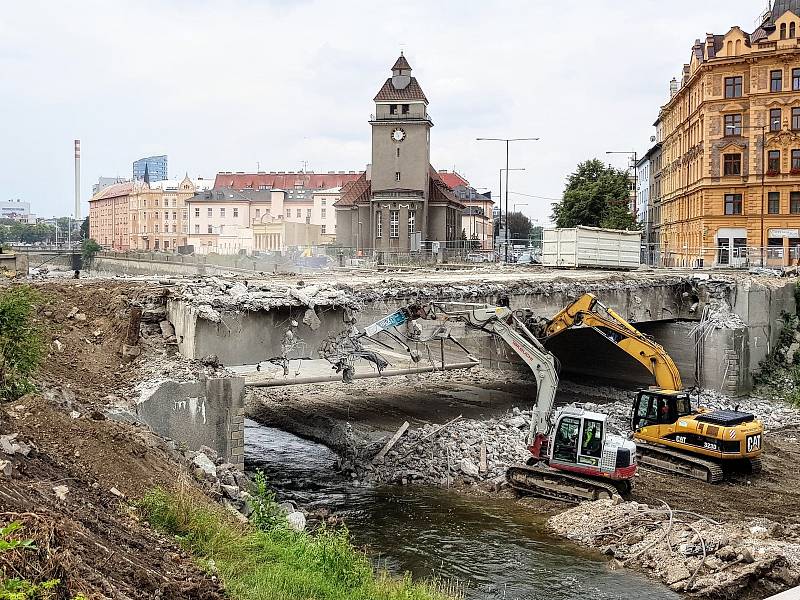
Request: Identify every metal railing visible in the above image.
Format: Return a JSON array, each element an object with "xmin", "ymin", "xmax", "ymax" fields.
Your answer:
[
  {"xmin": 369, "ymin": 112, "xmax": 431, "ymax": 121},
  {"xmin": 653, "ymin": 245, "xmax": 800, "ymax": 269}
]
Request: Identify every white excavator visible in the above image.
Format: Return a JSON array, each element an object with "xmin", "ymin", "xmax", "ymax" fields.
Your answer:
[{"xmin": 358, "ymin": 301, "xmax": 637, "ymax": 503}]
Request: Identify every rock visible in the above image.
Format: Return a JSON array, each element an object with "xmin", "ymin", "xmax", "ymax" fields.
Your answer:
[
  {"xmin": 508, "ymin": 416, "xmax": 526, "ymax": 429},
  {"xmin": 286, "ymin": 511, "xmax": 306, "ymax": 532},
  {"xmin": 737, "ymin": 547, "xmax": 755, "ymax": 564},
  {"xmin": 749, "ymin": 525, "xmax": 769, "ymax": 539},
  {"xmin": 223, "ymin": 499, "xmax": 249, "ymax": 523},
  {"xmin": 716, "ymin": 545, "xmax": 737, "ymax": 561},
  {"xmin": 53, "ymin": 485, "xmax": 69, "ymax": 501},
  {"xmin": 302, "ymin": 308, "xmax": 321, "ymax": 331},
  {"xmin": 192, "ymin": 453, "xmax": 217, "ymax": 479},
  {"xmin": 70, "ymin": 410, "xmax": 81, "ymax": 419},
  {"xmin": 199, "ymin": 445, "xmax": 218, "ymax": 462},
  {"xmin": 278, "ymin": 501, "xmax": 297, "ymax": 515},
  {"xmin": 110, "ymin": 487, "xmax": 125, "ymax": 498},
  {"xmin": 67, "ymin": 307, "xmax": 79, "ymax": 318},
  {"xmin": 122, "ymin": 344, "xmax": 141, "ymax": 359},
  {"xmin": 705, "ymin": 556, "xmax": 724, "ymax": 571},
  {"xmin": 201, "ymin": 354, "xmax": 220, "ymax": 367},
  {"xmin": 159, "ymin": 320, "xmax": 176, "ymax": 339},
  {"xmin": 665, "ymin": 565, "xmax": 691, "ymax": 585},
  {"xmin": 52, "ymin": 339, "xmax": 64, "ymax": 352},
  {"xmin": 221, "ymin": 484, "xmax": 240, "ymax": 501},
  {"xmin": 0, "ymin": 460, "xmax": 12, "ymax": 477},
  {"xmin": 0, "ymin": 434, "xmax": 17, "ymax": 454},
  {"xmin": 75, "ymin": 313, "xmax": 87, "ymax": 322},
  {"xmin": 459, "ymin": 458, "xmax": 480, "ymax": 478}
]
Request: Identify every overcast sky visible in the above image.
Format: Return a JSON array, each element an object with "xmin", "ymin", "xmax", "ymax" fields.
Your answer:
[{"xmin": 1, "ymin": 0, "xmax": 769, "ymax": 224}]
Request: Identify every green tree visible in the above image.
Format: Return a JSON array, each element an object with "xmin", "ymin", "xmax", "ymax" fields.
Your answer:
[
  {"xmin": 506, "ymin": 211, "xmax": 532, "ymax": 242},
  {"xmin": 80, "ymin": 216, "xmax": 89, "ymax": 240},
  {"xmin": 530, "ymin": 225, "xmax": 544, "ymax": 249},
  {"xmin": 81, "ymin": 238, "xmax": 101, "ymax": 268},
  {"xmin": 552, "ymin": 159, "xmax": 639, "ymax": 230},
  {"xmin": 0, "ymin": 286, "xmax": 45, "ymax": 401}
]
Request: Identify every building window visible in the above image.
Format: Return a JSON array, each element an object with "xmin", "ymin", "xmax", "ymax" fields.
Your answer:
[
  {"xmin": 321, "ymin": 224, "xmax": 327, "ymax": 234},
  {"xmin": 220, "ymin": 207, "xmax": 225, "ymax": 217},
  {"xmin": 401, "ymin": 104, "xmax": 409, "ymax": 114},
  {"xmin": 255, "ymin": 208, "xmax": 260, "ymax": 217},
  {"xmin": 207, "ymin": 207, "xmax": 212, "ymax": 217},
  {"xmin": 395, "ymin": 172, "xmax": 401, "ymax": 182},
  {"xmin": 182, "ymin": 223, "xmax": 188, "ymax": 233},
  {"xmin": 793, "ymin": 192, "xmax": 800, "ymax": 214},
  {"xmin": 724, "ymin": 76, "xmax": 743, "ymax": 98},
  {"xmin": 724, "ymin": 193, "xmax": 743, "ymax": 215},
  {"xmin": 306, "ymin": 208, "xmax": 312, "ymax": 217},
  {"xmin": 781, "ymin": 22, "xmax": 787, "ymax": 39},
  {"xmin": 771, "ymin": 108, "xmax": 782, "ymax": 131},
  {"xmin": 408, "ymin": 210, "xmax": 415, "ymax": 236},
  {"xmin": 769, "ymin": 191, "xmax": 780, "ymax": 214},
  {"xmin": 794, "ymin": 69, "xmax": 800, "ymax": 90},
  {"xmin": 768, "ymin": 150, "xmax": 781, "ymax": 173},
  {"xmin": 724, "ymin": 114, "xmax": 741, "ymax": 136},
  {"xmin": 389, "ymin": 104, "xmax": 398, "ymax": 115},
  {"xmin": 396, "ymin": 147, "xmax": 400, "ymax": 158},
  {"xmin": 194, "ymin": 208, "xmax": 200, "ymax": 218},
  {"xmin": 172, "ymin": 211, "xmax": 176, "ymax": 220},
  {"xmin": 793, "ymin": 149, "xmax": 800, "ymax": 171},
  {"xmin": 723, "ymin": 153, "xmax": 741, "ymax": 175},
  {"xmin": 792, "ymin": 22, "xmax": 797, "ymax": 38},
  {"xmin": 376, "ymin": 211, "xmax": 382, "ymax": 238},
  {"xmin": 772, "ymin": 70, "xmax": 783, "ymax": 92},
  {"xmin": 207, "ymin": 225, "xmax": 213, "ymax": 233},
  {"xmin": 155, "ymin": 224, "xmax": 159, "ymax": 233},
  {"xmin": 321, "ymin": 208, "xmax": 326, "ymax": 219},
  {"xmin": 154, "ymin": 211, "xmax": 159, "ymax": 220},
  {"xmin": 154, "ymin": 199, "xmax": 159, "ymax": 207},
  {"xmin": 286, "ymin": 208, "xmax": 291, "ymax": 218},
  {"xmin": 195, "ymin": 224, "xmax": 199, "ymax": 233},
  {"xmin": 182, "ymin": 210, "xmax": 188, "ymax": 219},
  {"xmin": 233, "ymin": 207, "xmax": 238, "ymax": 218},
  {"xmin": 321, "ymin": 199, "xmax": 326, "ymax": 206},
  {"xmin": 296, "ymin": 209, "xmax": 302, "ymax": 218},
  {"xmin": 793, "ymin": 108, "xmax": 800, "ymax": 130},
  {"xmin": 390, "ymin": 210, "xmax": 399, "ymax": 238}
]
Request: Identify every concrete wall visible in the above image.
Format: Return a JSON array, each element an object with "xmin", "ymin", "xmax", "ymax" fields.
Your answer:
[
  {"xmin": 136, "ymin": 376, "xmax": 245, "ymax": 468},
  {"xmin": 168, "ymin": 299, "xmax": 350, "ymax": 365}
]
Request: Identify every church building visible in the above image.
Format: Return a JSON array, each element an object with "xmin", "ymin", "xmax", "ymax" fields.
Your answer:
[{"xmin": 335, "ymin": 54, "xmax": 465, "ymax": 253}]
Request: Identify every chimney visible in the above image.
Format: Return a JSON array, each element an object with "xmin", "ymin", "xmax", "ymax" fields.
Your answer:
[
  {"xmin": 706, "ymin": 33, "xmax": 716, "ymax": 59},
  {"xmin": 74, "ymin": 140, "xmax": 81, "ymax": 221},
  {"xmin": 670, "ymin": 78, "xmax": 678, "ymax": 97}
]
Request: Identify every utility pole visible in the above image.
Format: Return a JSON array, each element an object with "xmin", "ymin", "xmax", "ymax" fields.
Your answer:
[
  {"xmin": 498, "ymin": 168, "xmax": 525, "ymax": 257},
  {"xmin": 478, "ymin": 138, "xmax": 539, "ymax": 263}
]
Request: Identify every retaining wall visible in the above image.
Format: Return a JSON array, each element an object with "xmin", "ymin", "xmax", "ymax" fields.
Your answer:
[{"xmin": 135, "ymin": 376, "xmax": 246, "ymax": 468}]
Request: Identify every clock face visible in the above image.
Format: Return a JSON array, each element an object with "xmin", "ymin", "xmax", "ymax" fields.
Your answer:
[{"xmin": 392, "ymin": 127, "xmax": 406, "ymax": 142}]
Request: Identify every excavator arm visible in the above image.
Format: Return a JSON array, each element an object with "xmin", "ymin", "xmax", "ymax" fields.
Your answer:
[{"xmin": 542, "ymin": 293, "xmax": 683, "ymax": 391}]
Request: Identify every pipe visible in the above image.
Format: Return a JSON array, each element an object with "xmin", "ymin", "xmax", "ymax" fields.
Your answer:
[{"xmin": 245, "ymin": 360, "xmax": 480, "ymax": 388}]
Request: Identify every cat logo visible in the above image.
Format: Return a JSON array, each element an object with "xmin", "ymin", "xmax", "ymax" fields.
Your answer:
[{"xmin": 746, "ymin": 434, "xmax": 761, "ymax": 453}]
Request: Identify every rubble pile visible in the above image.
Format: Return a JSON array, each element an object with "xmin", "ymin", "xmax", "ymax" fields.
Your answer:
[
  {"xmin": 550, "ymin": 498, "xmax": 800, "ymax": 596},
  {"xmin": 351, "ymin": 408, "xmax": 533, "ymax": 487},
  {"xmin": 171, "ymin": 277, "xmax": 361, "ymax": 323}
]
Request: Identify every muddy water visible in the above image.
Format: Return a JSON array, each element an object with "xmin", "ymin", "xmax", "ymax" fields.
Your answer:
[{"xmin": 245, "ymin": 420, "xmax": 677, "ymax": 600}]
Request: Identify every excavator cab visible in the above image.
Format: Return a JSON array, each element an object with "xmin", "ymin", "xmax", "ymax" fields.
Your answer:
[{"xmin": 632, "ymin": 389, "xmax": 693, "ymax": 430}]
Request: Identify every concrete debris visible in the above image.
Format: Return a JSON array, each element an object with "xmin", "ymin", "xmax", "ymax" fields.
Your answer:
[
  {"xmin": 192, "ymin": 453, "xmax": 217, "ymax": 479},
  {"xmin": 302, "ymin": 308, "xmax": 321, "ymax": 331},
  {"xmin": 53, "ymin": 485, "xmax": 69, "ymax": 501},
  {"xmin": 75, "ymin": 313, "xmax": 87, "ymax": 322},
  {"xmin": 549, "ymin": 499, "xmax": 800, "ymax": 596},
  {"xmin": 110, "ymin": 487, "xmax": 125, "ymax": 498},
  {"xmin": 0, "ymin": 433, "xmax": 33, "ymax": 457},
  {"xmin": 52, "ymin": 339, "xmax": 64, "ymax": 353},
  {"xmin": 0, "ymin": 460, "xmax": 12, "ymax": 477},
  {"xmin": 159, "ymin": 320, "xmax": 176, "ymax": 339},
  {"xmin": 67, "ymin": 306, "xmax": 79, "ymax": 319},
  {"xmin": 286, "ymin": 511, "xmax": 307, "ymax": 532},
  {"xmin": 350, "ymin": 409, "xmax": 532, "ymax": 486}
]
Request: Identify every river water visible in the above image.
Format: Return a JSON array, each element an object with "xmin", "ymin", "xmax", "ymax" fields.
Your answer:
[{"xmin": 244, "ymin": 420, "xmax": 678, "ymax": 600}]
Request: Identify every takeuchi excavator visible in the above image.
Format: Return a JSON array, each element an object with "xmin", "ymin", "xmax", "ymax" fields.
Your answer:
[
  {"xmin": 538, "ymin": 293, "xmax": 764, "ymax": 483},
  {"xmin": 361, "ymin": 301, "xmax": 637, "ymax": 503}
]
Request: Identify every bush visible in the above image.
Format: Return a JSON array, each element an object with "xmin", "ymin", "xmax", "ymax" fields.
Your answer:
[{"xmin": 0, "ymin": 286, "xmax": 44, "ymax": 401}]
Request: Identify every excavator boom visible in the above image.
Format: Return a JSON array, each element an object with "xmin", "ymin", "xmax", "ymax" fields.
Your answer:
[{"xmin": 543, "ymin": 293, "xmax": 683, "ymax": 391}]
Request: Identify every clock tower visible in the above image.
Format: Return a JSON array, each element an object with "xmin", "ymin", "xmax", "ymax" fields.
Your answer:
[{"xmin": 369, "ymin": 53, "xmax": 433, "ymax": 250}]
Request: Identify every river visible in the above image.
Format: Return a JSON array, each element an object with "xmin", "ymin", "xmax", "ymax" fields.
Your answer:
[{"xmin": 244, "ymin": 420, "xmax": 678, "ymax": 600}]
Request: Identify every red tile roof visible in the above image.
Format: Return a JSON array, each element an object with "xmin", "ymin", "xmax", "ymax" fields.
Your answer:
[
  {"xmin": 89, "ymin": 181, "xmax": 140, "ymax": 202},
  {"xmin": 213, "ymin": 172, "xmax": 363, "ymax": 191},
  {"xmin": 373, "ymin": 77, "xmax": 428, "ymax": 103},
  {"xmin": 429, "ymin": 167, "xmax": 465, "ymax": 208},
  {"xmin": 392, "ymin": 54, "xmax": 411, "ymax": 71},
  {"xmin": 333, "ymin": 173, "xmax": 371, "ymax": 207},
  {"xmin": 437, "ymin": 171, "xmax": 469, "ymax": 189}
]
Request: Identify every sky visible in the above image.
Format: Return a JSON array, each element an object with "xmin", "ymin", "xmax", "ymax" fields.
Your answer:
[{"xmin": 0, "ymin": 0, "xmax": 771, "ymax": 225}]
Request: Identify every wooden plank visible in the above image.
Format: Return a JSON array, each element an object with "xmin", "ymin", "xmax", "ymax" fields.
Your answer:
[{"xmin": 372, "ymin": 421, "xmax": 410, "ymax": 464}]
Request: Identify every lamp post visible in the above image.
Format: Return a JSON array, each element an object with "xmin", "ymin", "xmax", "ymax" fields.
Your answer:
[
  {"xmin": 726, "ymin": 122, "xmax": 770, "ymax": 266},
  {"xmin": 478, "ymin": 137, "xmax": 539, "ymax": 263},
  {"xmin": 496, "ymin": 168, "xmax": 527, "ymax": 259},
  {"xmin": 512, "ymin": 203, "xmax": 528, "ymax": 247}
]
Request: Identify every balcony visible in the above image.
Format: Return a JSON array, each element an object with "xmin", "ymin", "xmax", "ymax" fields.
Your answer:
[{"xmin": 370, "ymin": 112, "xmax": 433, "ymax": 122}]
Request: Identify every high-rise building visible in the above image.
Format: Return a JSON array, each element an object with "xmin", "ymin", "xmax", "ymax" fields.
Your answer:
[
  {"xmin": 655, "ymin": 1, "xmax": 800, "ymax": 267},
  {"xmin": 133, "ymin": 155, "xmax": 168, "ymax": 183},
  {"xmin": 334, "ymin": 54, "xmax": 465, "ymax": 253},
  {"xmin": 92, "ymin": 176, "xmax": 129, "ymax": 195}
]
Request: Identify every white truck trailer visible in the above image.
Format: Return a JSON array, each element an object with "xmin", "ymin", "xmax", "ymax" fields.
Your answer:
[{"xmin": 541, "ymin": 226, "xmax": 641, "ymax": 269}]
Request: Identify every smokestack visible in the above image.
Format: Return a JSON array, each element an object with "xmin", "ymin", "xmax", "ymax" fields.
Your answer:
[
  {"xmin": 74, "ymin": 139, "xmax": 81, "ymax": 220},
  {"xmin": 669, "ymin": 77, "xmax": 678, "ymax": 98}
]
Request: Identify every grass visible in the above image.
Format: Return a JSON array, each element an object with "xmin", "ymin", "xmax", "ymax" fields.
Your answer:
[{"xmin": 138, "ymin": 487, "xmax": 461, "ymax": 600}]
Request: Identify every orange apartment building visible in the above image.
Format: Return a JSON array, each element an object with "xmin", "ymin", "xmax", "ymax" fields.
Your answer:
[{"xmin": 657, "ymin": 1, "xmax": 800, "ymax": 267}]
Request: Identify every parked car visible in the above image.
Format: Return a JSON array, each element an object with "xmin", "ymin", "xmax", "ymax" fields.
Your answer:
[{"xmin": 465, "ymin": 252, "xmax": 492, "ymax": 263}]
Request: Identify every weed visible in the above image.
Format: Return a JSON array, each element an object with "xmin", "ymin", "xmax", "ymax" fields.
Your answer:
[
  {"xmin": 249, "ymin": 469, "xmax": 284, "ymax": 532},
  {"xmin": 139, "ymin": 487, "xmax": 459, "ymax": 600},
  {"xmin": 0, "ymin": 286, "xmax": 44, "ymax": 402}
]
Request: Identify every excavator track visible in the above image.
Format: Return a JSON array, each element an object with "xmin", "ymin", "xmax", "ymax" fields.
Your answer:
[
  {"xmin": 505, "ymin": 463, "xmax": 620, "ymax": 504},
  {"xmin": 748, "ymin": 457, "xmax": 762, "ymax": 474},
  {"xmin": 635, "ymin": 441, "xmax": 724, "ymax": 483}
]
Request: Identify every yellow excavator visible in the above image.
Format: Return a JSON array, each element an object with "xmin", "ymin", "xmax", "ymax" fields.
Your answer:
[{"xmin": 537, "ymin": 293, "xmax": 764, "ymax": 483}]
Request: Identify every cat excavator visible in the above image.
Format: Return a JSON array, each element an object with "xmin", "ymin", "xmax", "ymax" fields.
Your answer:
[
  {"xmin": 537, "ymin": 293, "xmax": 764, "ymax": 483},
  {"xmin": 360, "ymin": 301, "xmax": 637, "ymax": 503}
]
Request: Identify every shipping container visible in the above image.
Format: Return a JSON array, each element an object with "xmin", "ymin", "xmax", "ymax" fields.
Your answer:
[{"xmin": 541, "ymin": 226, "xmax": 641, "ymax": 269}]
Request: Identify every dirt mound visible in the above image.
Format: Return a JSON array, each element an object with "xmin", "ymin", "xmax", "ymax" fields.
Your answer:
[{"xmin": 0, "ymin": 397, "xmax": 223, "ymax": 598}]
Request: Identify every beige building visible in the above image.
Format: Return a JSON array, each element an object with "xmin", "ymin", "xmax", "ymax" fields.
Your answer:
[
  {"xmin": 88, "ymin": 181, "xmax": 140, "ymax": 250},
  {"xmin": 656, "ymin": 1, "xmax": 800, "ymax": 267}
]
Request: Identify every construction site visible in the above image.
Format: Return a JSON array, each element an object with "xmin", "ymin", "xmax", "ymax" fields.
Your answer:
[{"xmin": 3, "ymin": 262, "xmax": 800, "ymax": 599}]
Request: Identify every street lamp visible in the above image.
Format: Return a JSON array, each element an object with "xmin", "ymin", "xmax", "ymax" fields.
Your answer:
[
  {"xmin": 498, "ymin": 168, "xmax": 525, "ymax": 256},
  {"xmin": 478, "ymin": 137, "xmax": 540, "ymax": 262},
  {"xmin": 725, "ymin": 122, "xmax": 771, "ymax": 266}
]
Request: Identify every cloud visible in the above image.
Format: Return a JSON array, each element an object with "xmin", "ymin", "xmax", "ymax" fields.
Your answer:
[{"xmin": 0, "ymin": 0, "xmax": 760, "ymax": 225}]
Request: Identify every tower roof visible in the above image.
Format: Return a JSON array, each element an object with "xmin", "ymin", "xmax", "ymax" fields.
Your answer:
[
  {"xmin": 392, "ymin": 53, "xmax": 411, "ymax": 71},
  {"xmin": 772, "ymin": 0, "xmax": 800, "ymax": 20},
  {"xmin": 373, "ymin": 77, "xmax": 428, "ymax": 102}
]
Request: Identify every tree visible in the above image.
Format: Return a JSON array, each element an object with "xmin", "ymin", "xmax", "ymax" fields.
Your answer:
[
  {"xmin": 81, "ymin": 238, "xmax": 101, "ymax": 269},
  {"xmin": 506, "ymin": 211, "xmax": 532, "ymax": 243},
  {"xmin": 0, "ymin": 286, "xmax": 44, "ymax": 401},
  {"xmin": 80, "ymin": 216, "xmax": 90, "ymax": 240},
  {"xmin": 552, "ymin": 159, "xmax": 639, "ymax": 230},
  {"xmin": 530, "ymin": 225, "xmax": 544, "ymax": 249}
]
